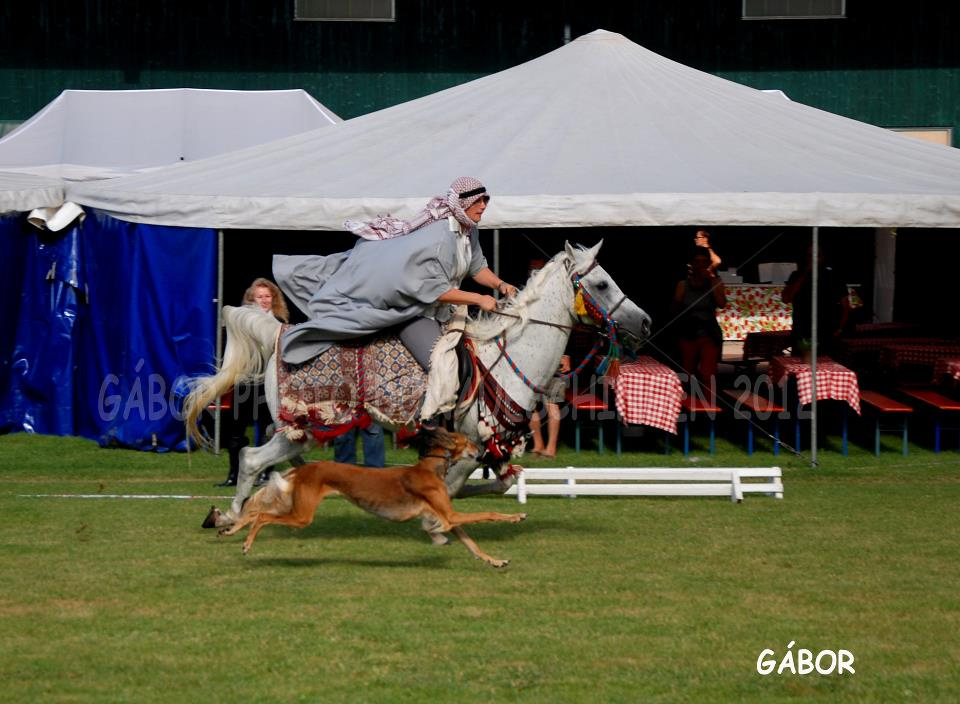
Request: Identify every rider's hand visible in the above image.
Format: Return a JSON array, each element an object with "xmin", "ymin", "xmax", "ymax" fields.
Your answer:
[
  {"xmin": 496, "ymin": 281, "xmax": 518, "ymax": 298},
  {"xmin": 477, "ymin": 295, "xmax": 498, "ymax": 312}
]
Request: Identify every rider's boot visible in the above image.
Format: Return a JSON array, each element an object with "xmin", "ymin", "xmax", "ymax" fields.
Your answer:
[{"xmin": 215, "ymin": 448, "xmax": 240, "ymax": 487}]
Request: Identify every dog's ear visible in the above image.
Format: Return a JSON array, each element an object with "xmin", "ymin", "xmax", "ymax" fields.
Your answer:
[
  {"xmin": 413, "ymin": 427, "xmax": 437, "ymax": 456},
  {"xmin": 431, "ymin": 426, "xmax": 452, "ymax": 443},
  {"xmin": 435, "ymin": 427, "xmax": 463, "ymax": 452},
  {"xmin": 415, "ymin": 426, "xmax": 456, "ymax": 456}
]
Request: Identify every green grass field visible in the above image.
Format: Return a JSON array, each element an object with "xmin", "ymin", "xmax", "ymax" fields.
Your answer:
[{"xmin": 1, "ymin": 431, "xmax": 958, "ymax": 703}]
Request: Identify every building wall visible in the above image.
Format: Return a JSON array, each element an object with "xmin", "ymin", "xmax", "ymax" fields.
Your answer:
[{"xmin": 2, "ymin": 2, "xmax": 959, "ymax": 141}]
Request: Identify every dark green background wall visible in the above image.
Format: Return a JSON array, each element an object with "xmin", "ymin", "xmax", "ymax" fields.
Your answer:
[{"xmin": 2, "ymin": 1, "xmax": 959, "ymax": 140}]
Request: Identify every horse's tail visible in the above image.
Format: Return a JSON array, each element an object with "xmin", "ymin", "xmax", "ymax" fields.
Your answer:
[{"xmin": 184, "ymin": 305, "xmax": 282, "ymax": 446}]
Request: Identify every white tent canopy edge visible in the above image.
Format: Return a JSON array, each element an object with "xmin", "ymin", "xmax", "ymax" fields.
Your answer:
[{"xmin": 0, "ymin": 170, "xmax": 63, "ymax": 214}]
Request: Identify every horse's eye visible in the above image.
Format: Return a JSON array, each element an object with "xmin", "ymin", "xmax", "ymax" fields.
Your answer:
[{"xmin": 596, "ymin": 281, "xmax": 609, "ymax": 290}]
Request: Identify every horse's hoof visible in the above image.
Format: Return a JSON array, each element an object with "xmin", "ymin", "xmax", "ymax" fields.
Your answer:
[
  {"xmin": 201, "ymin": 506, "xmax": 221, "ymax": 529},
  {"xmin": 490, "ymin": 558, "xmax": 510, "ymax": 568},
  {"xmin": 429, "ymin": 533, "xmax": 451, "ymax": 546},
  {"xmin": 214, "ymin": 511, "xmax": 237, "ymax": 529}
]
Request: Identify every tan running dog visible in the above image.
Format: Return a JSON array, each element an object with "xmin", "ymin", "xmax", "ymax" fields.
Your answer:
[{"xmin": 218, "ymin": 428, "xmax": 527, "ymax": 567}]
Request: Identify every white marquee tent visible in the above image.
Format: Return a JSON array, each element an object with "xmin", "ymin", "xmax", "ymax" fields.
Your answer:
[
  {"xmin": 67, "ymin": 30, "xmax": 960, "ymax": 231},
  {"xmin": 60, "ymin": 30, "xmax": 960, "ymax": 464},
  {"xmin": 0, "ymin": 88, "xmax": 341, "ymax": 182}
]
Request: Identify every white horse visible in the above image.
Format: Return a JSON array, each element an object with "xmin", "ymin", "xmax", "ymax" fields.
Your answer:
[{"xmin": 185, "ymin": 241, "xmax": 651, "ymax": 540}]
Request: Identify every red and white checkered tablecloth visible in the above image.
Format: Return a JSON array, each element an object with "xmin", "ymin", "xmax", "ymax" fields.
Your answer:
[
  {"xmin": 934, "ymin": 357, "xmax": 960, "ymax": 382},
  {"xmin": 770, "ymin": 356, "xmax": 861, "ymax": 415},
  {"xmin": 612, "ymin": 357, "xmax": 684, "ymax": 434}
]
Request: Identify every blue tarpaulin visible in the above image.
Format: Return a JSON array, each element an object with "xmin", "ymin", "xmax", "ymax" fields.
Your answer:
[
  {"xmin": 1, "ymin": 210, "xmax": 216, "ymax": 450},
  {"xmin": 1, "ymin": 216, "xmax": 83, "ymax": 435},
  {"xmin": 0, "ymin": 215, "xmax": 32, "ymax": 416}
]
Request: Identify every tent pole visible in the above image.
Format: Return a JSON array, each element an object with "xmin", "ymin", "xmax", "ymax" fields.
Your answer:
[
  {"xmin": 873, "ymin": 227, "xmax": 896, "ymax": 322},
  {"xmin": 214, "ymin": 229, "xmax": 224, "ymax": 455},
  {"xmin": 810, "ymin": 226, "xmax": 819, "ymax": 467},
  {"xmin": 493, "ymin": 228, "xmax": 501, "ymax": 298}
]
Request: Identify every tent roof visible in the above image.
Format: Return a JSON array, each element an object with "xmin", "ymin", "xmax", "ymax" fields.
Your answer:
[
  {"xmin": 68, "ymin": 30, "xmax": 960, "ymax": 229},
  {"xmin": 0, "ymin": 88, "xmax": 341, "ymax": 181},
  {"xmin": 0, "ymin": 170, "xmax": 63, "ymax": 214}
]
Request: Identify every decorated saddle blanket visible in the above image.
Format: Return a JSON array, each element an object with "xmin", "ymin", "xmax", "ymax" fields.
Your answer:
[{"xmin": 277, "ymin": 332, "xmax": 427, "ymax": 440}]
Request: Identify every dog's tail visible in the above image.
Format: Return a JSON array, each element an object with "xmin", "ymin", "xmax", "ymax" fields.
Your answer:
[{"xmin": 183, "ymin": 305, "xmax": 281, "ymax": 447}]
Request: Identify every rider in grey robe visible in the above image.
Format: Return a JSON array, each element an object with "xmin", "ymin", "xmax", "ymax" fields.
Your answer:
[{"xmin": 277, "ymin": 218, "xmax": 488, "ymax": 365}]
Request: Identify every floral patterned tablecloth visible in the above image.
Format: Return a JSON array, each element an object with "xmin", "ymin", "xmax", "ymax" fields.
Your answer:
[{"xmin": 718, "ymin": 285, "xmax": 792, "ymax": 341}]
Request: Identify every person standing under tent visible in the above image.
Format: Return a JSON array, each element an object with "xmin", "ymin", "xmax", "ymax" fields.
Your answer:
[
  {"xmin": 693, "ymin": 229, "xmax": 722, "ymax": 274},
  {"xmin": 333, "ymin": 425, "xmax": 386, "ymax": 467},
  {"xmin": 782, "ymin": 245, "xmax": 850, "ymax": 357},
  {"xmin": 673, "ymin": 247, "xmax": 726, "ymax": 401},
  {"xmin": 215, "ymin": 278, "xmax": 289, "ymax": 487},
  {"xmin": 528, "ymin": 353, "xmax": 571, "ymax": 458}
]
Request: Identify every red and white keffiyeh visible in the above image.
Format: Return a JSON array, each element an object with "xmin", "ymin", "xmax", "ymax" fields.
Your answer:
[{"xmin": 345, "ymin": 176, "xmax": 489, "ymax": 240}]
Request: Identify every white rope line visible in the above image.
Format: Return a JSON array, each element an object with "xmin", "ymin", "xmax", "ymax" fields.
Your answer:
[{"xmin": 17, "ymin": 494, "xmax": 228, "ymax": 500}]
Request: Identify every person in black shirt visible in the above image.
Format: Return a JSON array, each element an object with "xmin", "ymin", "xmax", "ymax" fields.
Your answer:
[
  {"xmin": 673, "ymin": 247, "xmax": 726, "ymax": 399},
  {"xmin": 782, "ymin": 245, "xmax": 850, "ymax": 357}
]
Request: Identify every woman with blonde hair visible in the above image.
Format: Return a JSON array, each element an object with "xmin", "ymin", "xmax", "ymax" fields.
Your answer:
[
  {"xmin": 243, "ymin": 277, "xmax": 290, "ymax": 323},
  {"xmin": 216, "ymin": 277, "xmax": 288, "ymax": 487}
]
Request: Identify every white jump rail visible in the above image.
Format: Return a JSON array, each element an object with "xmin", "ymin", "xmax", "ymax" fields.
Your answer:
[{"xmin": 469, "ymin": 467, "xmax": 783, "ymax": 503}]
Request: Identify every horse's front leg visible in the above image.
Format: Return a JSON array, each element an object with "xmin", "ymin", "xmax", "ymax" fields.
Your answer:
[
  {"xmin": 443, "ymin": 458, "xmax": 481, "ymax": 498},
  {"xmin": 446, "ymin": 458, "xmax": 522, "ymax": 498}
]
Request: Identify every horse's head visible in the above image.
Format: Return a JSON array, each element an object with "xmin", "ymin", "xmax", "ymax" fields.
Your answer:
[{"xmin": 565, "ymin": 241, "xmax": 652, "ymax": 350}]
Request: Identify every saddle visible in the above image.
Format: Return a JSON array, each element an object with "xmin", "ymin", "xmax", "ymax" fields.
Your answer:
[
  {"xmin": 277, "ymin": 333, "xmax": 426, "ymax": 442},
  {"xmin": 276, "ymin": 308, "xmax": 472, "ymax": 443}
]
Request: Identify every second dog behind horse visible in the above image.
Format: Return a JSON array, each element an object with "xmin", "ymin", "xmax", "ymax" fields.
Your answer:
[{"xmin": 219, "ymin": 428, "xmax": 526, "ymax": 567}]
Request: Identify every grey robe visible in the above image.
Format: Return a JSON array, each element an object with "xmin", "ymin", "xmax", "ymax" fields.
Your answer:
[{"xmin": 276, "ymin": 218, "xmax": 487, "ymax": 364}]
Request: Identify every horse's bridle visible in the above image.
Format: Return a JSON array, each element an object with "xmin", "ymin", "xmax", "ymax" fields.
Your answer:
[
  {"xmin": 488, "ymin": 257, "xmax": 627, "ymax": 394},
  {"xmin": 481, "ymin": 260, "xmax": 626, "ymax": 333},
  {"xmin": 573, "ymin": 260, "xmax": 629, "ymax": 319}
]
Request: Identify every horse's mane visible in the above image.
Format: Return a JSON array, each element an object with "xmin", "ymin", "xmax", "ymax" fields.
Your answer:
[{"xmin": 464, "ymin": 251, "xmax": 570, "ymax": 342}]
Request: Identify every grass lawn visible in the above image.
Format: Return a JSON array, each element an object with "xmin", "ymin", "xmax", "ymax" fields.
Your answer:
[{"xmin": 0, "ymin": 431, "xmax": 958, "ymax": 703}]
